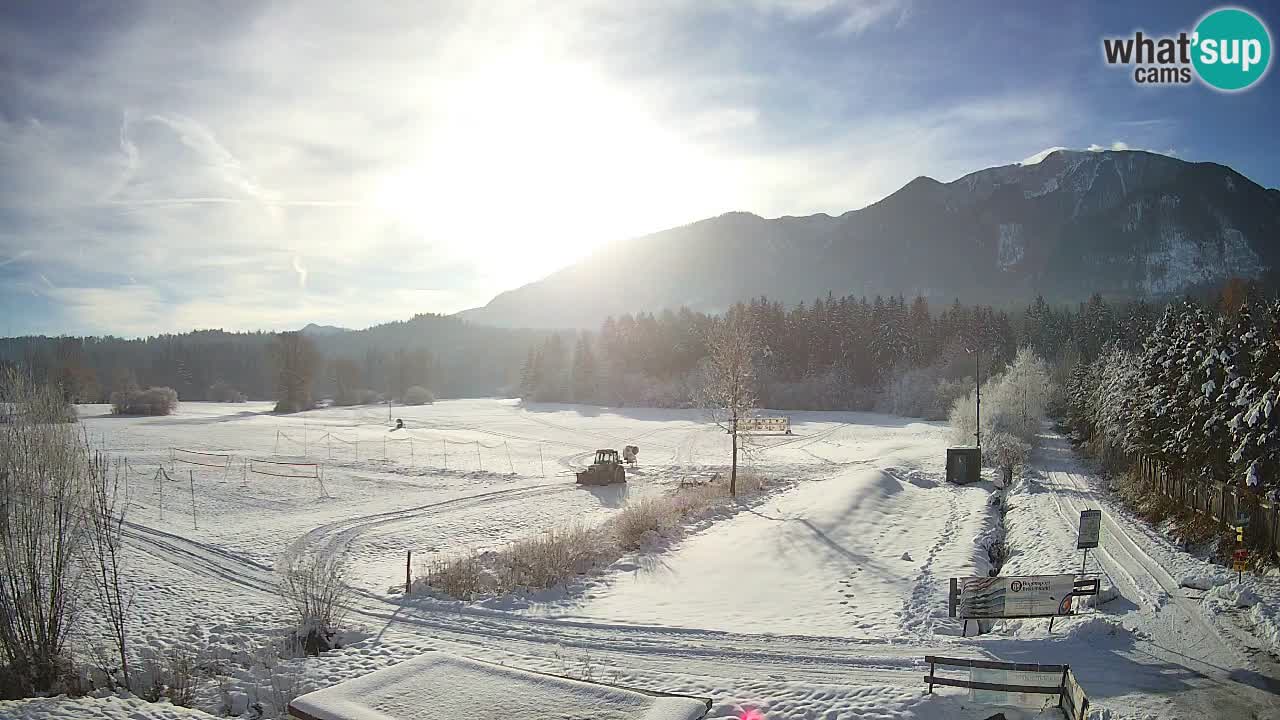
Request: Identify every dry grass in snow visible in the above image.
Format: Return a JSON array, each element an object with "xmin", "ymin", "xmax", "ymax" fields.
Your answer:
[{"xmin": 415, "ymin": 473, "xmax": 767, "ymax": 600}]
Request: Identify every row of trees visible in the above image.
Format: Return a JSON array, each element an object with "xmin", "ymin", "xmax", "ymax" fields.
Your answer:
[
  {"xmin": 517, "ymin": 292, "xmax": 1169, "ymax": 412},
  {"xmin": 0, "ymin": 313, "xmax": 540, "ymax": 405},
  {"xmin": 1063, "ymin": 294, "xmax": 1280, "ymax": 494}
]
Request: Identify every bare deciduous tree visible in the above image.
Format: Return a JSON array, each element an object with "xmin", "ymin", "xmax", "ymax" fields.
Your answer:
[
  {"xmin": 0, "ymin": 370, "xmax": 89, "ymax": 693},
  {"xmin": 85, "ymin": 457, "xmax": 132, "ymax": 689},
  {"xmin": 272, "ymin": 332, "xmax": 321, "ymax": 414},
  {"xmin": 696, "ymin": 307, "xmax": 760, "ymax": 496}
]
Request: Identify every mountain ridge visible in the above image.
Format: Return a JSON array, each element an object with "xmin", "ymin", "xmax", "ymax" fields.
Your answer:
[{"xmin": 458, "ymin": 149, "xmax": 1280, "ymax": 329}]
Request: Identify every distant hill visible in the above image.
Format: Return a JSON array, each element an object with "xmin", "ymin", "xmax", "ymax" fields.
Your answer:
[
  {"xmin": 299, "ymin": 323, "xmax": 350, "ymax": 336},
  {"xmin": 458, "ymin": 150, "xmax": 1280, "ymax": 328}
]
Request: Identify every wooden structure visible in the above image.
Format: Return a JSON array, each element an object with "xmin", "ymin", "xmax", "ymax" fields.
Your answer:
[
  {"xmin": 1138, "ymin": 456, "xmax": 1279, "ymax": 558},
  {"xmin": 924, "ymin": 655, "xmax": 1089, "ymax": 720}
]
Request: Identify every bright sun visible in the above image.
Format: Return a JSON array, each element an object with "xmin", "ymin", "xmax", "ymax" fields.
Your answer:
[{"xmin": 370, "ymin": 50, "xmax": 737, "ymax": 290}]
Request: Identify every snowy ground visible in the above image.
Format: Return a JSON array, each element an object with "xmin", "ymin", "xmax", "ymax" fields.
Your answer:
[{"xmin": 3, "ymin": 400, "xmax": 1278, "ymax": 719}]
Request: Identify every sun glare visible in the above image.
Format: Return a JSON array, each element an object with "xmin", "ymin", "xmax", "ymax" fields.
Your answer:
[{"xmin": 370, "ymin": 50, "xmax": 736, "ymax": 290}]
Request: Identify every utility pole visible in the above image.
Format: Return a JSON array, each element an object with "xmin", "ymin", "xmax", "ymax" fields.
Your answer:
[{"xmin": 974, "ymin": 347, "xmax": 982, "ymax": 449}]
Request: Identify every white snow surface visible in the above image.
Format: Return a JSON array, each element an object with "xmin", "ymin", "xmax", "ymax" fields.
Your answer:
[
  {"xmin": 288, "ymin": 651, "xmax": 710, "ymax": 720},
  {"xmin": 11, "ymin": 400, "xmax": 1279, "ymax": 719},
  {"xmin": 997, "ymin": 432, "xmax": 1280, "ymax": 718}
]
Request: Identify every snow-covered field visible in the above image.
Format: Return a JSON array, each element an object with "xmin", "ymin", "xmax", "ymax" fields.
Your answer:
[{"xmin": 3, "ymin": 400, "xmax": 1278, "ymax": 720}]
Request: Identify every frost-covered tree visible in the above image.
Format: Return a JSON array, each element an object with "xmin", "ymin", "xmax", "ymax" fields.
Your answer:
[
  {"xmin": 949, "ymin": 348, "xmax": 1052, "ymax": 471},
  {"xmin": 1228, "ymin": 300, "xmax": 1280, "ymax": 490},
  {"xmin": 697, "ymin": 307, "xmax": 760, "ymax": 496}
]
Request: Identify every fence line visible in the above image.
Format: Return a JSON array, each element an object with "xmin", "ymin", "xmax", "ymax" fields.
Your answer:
[{"xmin": 1138, "ymin": 455, "xmax": 1279, "ymax": 558}]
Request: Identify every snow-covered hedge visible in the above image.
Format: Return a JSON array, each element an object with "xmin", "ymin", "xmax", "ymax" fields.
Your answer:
[{"xmin": 110, "ymin": 386, "xmax": 179, "ymax": 416}]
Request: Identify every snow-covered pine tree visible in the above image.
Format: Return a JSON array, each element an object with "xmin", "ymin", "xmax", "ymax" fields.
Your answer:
[
  {"xmin": 1228, "ymin": 300, "xmax": 1280, "ymax": 491},
  {"xmin": 1132, "ymin": 301, "xmax": 1188, "ymax": 465}
]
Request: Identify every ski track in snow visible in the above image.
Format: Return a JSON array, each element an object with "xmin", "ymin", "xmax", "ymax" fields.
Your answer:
[{"xmin": 26, "ymin": 401, "xmax": 1280, "ymax": 720}]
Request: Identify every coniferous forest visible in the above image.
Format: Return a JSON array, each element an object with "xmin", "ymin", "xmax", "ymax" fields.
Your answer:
[{"xmin": 4, "ymin": 286, "xmax": 1277, "ymax": 495}]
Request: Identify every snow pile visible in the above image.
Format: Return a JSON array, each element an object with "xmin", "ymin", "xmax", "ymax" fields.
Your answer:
[
  {"xmin": 1205, "ymin": 583, "xmax": 1259, "ymax": 609},
  {"xmin": 1179, "ymin": 573, "xmax": 1229, "ymax": 591},
  {"xmin": 1204, "ymin": 581, "xmax": 1280, "ymax": 651},
  {"xmin": 287, "ymin": 651, "xmax": 710, "ymax": 720},
  {"xmin": 1062, "ymin": 616, "xmax": 1136, "ymax": 642}
]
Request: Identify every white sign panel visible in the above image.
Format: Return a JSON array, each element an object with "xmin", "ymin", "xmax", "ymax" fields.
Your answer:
[
  {"xmin": 971, "ymin": 668, "xmax": 1062, "ymax": 708},
  {"xmin": 738, "ymin": 417, "xmax": 790, "ymax": 433},
  {"xmin": 957, "ymin": 574, "xmax": 1077, "ymax": 619},
  {"xmin": 1077, "ymin": 509, "xmax": 1101, "ymax": 549}
]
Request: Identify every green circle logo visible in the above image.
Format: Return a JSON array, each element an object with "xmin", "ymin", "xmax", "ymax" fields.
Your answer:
[{"xmin": 1192, "ymin": 8, "xmax": 1272, "ymax": 91}]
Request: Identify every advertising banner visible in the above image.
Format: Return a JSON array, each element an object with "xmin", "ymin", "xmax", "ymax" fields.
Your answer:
[{"xmin": 957, "ymin": 575, "xmax": 1077, "ymax": 619}]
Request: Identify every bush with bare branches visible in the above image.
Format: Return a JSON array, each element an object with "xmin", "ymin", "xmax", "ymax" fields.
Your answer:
[
  {"xmin": 0, "ymin": 370, "xmax": 98, "ymax": 694},
  {"xmin": 277, "ymin": 550, "xmax": 353, "ymax": 655}
]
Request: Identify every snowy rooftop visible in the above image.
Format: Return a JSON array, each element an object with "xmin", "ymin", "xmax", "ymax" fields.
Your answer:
[{"xmin": 287, "ymin": 652, "xmax": 712, "ymax": 720}]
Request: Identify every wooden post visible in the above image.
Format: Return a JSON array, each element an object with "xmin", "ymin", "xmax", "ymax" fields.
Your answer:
[
  {"xmin": 189, "ymin": 469, "xmax": 198, "ymax": 530},
  {"xmin": 274, "ymin": 430, "xmax": 279, "ymax": 454},
  {"xmin": 476, "ymin": 442, "xmax": 482, "ymax": 471},
  {"xmin": 410, "ymin": 438, "xmax": 415, "ymax": 463},
  {"xmin": 158, "ymin": 468, "xmax": 164, "ymax": 522},
  {"xmin": 927, "ymin": 659, "xmax": 935, "ymax": 694},
  {"xmin": 539, "ymin": 445, "xmax": 546, "ymax": 478},
  {"xmin": 505, "ymin": 442, "xmax": 514, "ymax": 474},
  {"xmin": 405, "ymin": 550, "xmax": 412, "ymax": 596}
]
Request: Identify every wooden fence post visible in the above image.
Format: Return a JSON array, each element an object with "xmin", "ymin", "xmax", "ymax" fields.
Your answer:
[
  {"xmin": 189, "ymin": 469, "xmax": 198, "ymax": 530},
  {"xmin": 405, "ymin": 550, "xmax": 412, "ymax": 596}
]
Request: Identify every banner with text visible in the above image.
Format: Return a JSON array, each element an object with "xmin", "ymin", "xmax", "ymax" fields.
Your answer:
[{"xmin": 956, "ymin": 574, "xmax": 1076, "ymax": 619}]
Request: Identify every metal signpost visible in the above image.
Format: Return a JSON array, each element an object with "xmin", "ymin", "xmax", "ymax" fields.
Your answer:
[
  {"xmin": 1234, "ymin": 518, "xmax": 1248, "ymax": 582},
  {"xmin": 1077, "ymin": 509, "xmax": 1101, "ymax": 573}
]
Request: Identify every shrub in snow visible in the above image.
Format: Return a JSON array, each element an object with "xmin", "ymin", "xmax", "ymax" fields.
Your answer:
[
  {"xmin": 0, "ymin": 369, "xmax": 112, "ymax": 694},
  {"xmin": 136, "ymin": 649, "xmax": 198, "ymax": 707},
  {"xmin": 111, "ymin": 386, "xmax": 178, "ymax": 416},
  {"xmin": 418, "ymin": 523, "xmax": 612, "ymax": 599},
  {"xmin": 416, "ymin": 474, "xmax": 769, "ymax": 601},
  {"xmin": 612, "ymin": 498, "xmax": 682, "ymax": 551},
  {"xmin": 402, "ymin": 385, "xmax": 434, "ymax": 405},
  {"xmin": 277, "ymin": 550, "xmax": 352, "ymax": 656},
  {"xmin": 208, "ymin": 381, "xmax": 246, "ymax": 403}
]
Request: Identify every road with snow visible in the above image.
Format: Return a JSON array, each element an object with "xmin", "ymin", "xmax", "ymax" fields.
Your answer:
[{"xmin": 3, "ymin": 400, "xmax": 1278, "ymax": 720}]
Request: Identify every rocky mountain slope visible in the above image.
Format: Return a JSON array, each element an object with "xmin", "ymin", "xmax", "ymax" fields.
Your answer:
[{"xmin": 459, "ymin": 150, "xmax": 1280, "ymax": 328}]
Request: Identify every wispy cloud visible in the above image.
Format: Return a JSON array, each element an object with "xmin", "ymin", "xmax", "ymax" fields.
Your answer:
[{"xmin": 0, "ymin": 0, "xmax": 1147, "ymax": 336}]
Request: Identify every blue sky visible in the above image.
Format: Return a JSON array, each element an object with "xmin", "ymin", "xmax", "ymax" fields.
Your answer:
[{"xmin": 2, "ymin": 0, "xmax": 1277, "ymax": 337}]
